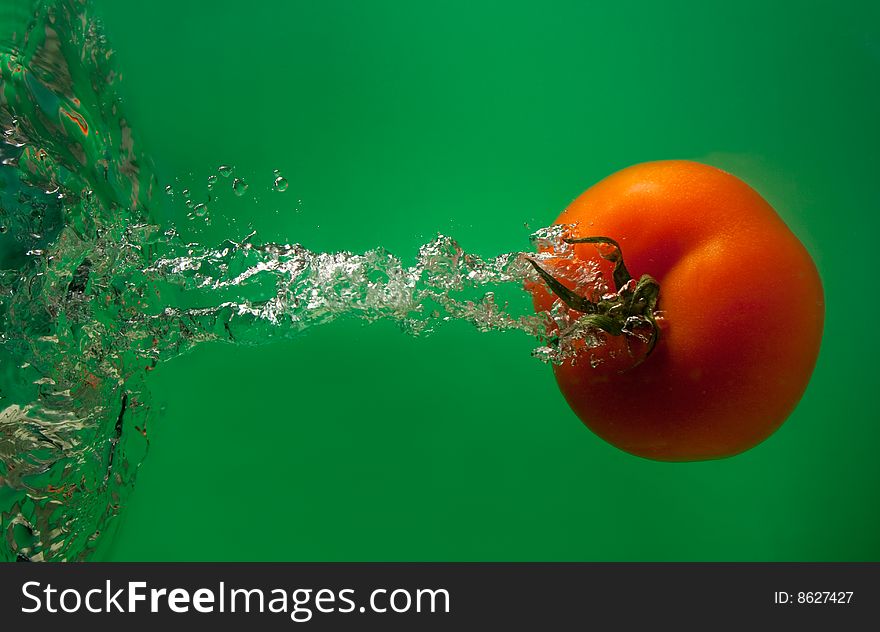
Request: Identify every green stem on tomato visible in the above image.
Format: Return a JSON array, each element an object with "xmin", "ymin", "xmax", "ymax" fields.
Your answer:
[{"xmin": 528, "ymin": 235, "xmax": 661, "ymax": 365}]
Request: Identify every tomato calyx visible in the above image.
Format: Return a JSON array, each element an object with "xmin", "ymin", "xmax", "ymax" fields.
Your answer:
[{"xmin": 528, "ymin": 236, "xmax": 661, "ymax": 367}]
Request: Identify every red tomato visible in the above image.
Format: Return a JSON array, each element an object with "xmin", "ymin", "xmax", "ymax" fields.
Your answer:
[{"xmin": 531, "ymin": 160, "xmax": 824, "ymax": 461}]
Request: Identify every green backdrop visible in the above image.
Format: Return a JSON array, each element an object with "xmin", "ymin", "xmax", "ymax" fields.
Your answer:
[{"xmin": 90, "ymin": 0, "xmax": 879, "ymax": 561}]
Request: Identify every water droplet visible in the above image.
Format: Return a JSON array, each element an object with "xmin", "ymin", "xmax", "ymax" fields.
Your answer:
[
  {"xmin": 193, "ymin": 203, "xmax": 208, "ymax": 217},
  {"xmin": 164, "ymin": 184, "xmax": 174, "ymax": 195},
  {"xmin": 185, "ymin": 198, "xmax": 194, "ymax": 208},
  {"xmin": 273, "ymin": 176, "xmax": 288, "ymax": 192},
  {"xmin": 182, "ymin": 188, "xmax": 191, "ymax": 198},
  {"xmin": 0, "ymin": 225, "xmax": 7, "ymax": 234},
  {"xmin": 218, "ymin": 165, "xmax": 233, "ymax": 178},
  {"xmin": 232, "ymin": 177, "xmax": 248, "ymax": 196},
  {"xmin": 207, "ymin": 174, "xmax": 218, "ymax": 190}
]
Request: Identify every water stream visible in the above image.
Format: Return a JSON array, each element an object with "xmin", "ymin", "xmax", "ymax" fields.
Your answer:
[{"xmin": 0, "ymin": 0, "xmax": 610, "ymax": 560}]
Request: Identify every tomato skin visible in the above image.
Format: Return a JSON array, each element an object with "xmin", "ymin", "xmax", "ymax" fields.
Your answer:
[{"xmin": 534, "ymin": 161, "xmax": 824, "ymax": 461}]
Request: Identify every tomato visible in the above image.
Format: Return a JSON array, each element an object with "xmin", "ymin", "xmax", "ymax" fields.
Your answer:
[{"xmin": 531, "ymin": 160, "xmax": 824, "ymax": 461}]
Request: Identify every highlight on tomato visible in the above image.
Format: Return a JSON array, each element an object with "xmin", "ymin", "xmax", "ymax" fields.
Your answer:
[{"xmin": 530, "ymin": 160, "xmax": 824, "ymax": 461}]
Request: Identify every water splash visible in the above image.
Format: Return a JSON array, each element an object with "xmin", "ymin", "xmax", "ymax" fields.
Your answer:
[{"xmin": 0, "ymin": 0, "xmax": 609, "ymax": 560}]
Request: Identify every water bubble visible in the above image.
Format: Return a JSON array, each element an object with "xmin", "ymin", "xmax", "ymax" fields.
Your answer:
[
  {"xmin": 164, "ymin": 184, "xmax": 174, "ymax": 195},
  {"xmin": 232, "ymin": 177, "xmax": 248, "ymax": 196},
  {"xmin": 185, "ymin": 198, "xmax": 194, "ymax": 208},
  {"xmin": 0, "ymin": 225, "xmax": 7, "ymax": 234},
  {"xmin": 218, "ymin": 165, "xmax": 234, "ymax": 178},
  {"xmin": 182, "ymin": 188, "xmax": 191, "ymax": 198},
  {"xmin": 207, "ymin": 174, "xmax": 218, "ymax": 190},
  {"xmin": 193, "ymin": 203, "xmax": 208, "ymax": 218},
  {"xmin": 273, "ymin": 175, "xmax": 289, "ymax": 192}
]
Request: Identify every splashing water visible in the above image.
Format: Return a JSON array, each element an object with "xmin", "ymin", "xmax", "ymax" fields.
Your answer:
[{"xmin": 0, "ymin": 0, "xmax": 610, "ymax": 560}]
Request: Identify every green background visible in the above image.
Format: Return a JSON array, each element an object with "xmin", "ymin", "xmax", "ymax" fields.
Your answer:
[{"xmin": 90, "ymin": 0, "xmax": 878, "ymax": 561}]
